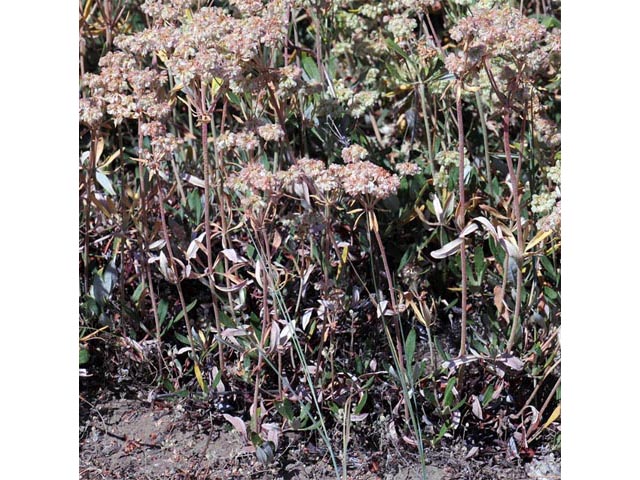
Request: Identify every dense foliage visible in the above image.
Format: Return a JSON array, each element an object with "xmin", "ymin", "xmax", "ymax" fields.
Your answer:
[{"xmin": 80, "ymin": 0, "xmax": 560, "ymax": 474}]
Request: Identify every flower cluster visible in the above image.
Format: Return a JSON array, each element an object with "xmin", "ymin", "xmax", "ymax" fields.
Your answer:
[
  {"xmin": 115, "ymin": 1, "xmax": 291, "ymax": 89},
  {"xmin": 257, "ymin": 123, "xmax": 285, "ymax": 142},
  {"xmin": 387, "ymin": 14, "xmax": 417, "ymax": 43},
  {"xmin": 341, "ymin": 144, "xmax": 369, "ymax": 163},
  {"xmin": 340, "ymin": 161, "xmax": 400, "ymax": 201},
  {"xmin": 227, "ymin": 162, "xmax": 279, "ymax": 196},
  {"xmin": 531, "ymin": 191, "xmax": 558, "ymax": 215},
  {"xmin": 534, "ymin": 115, "xmax": 561, "ymax": 148},
  {"xmin": 216, "ymin": 131, "xmax": 260, "ymax": 152},
  {"xmin": 80, "ymin": 51, "xmax": 170, "ymax": 128},
  {"xmin": 545, "ymin": 158, "xmax": 561, "ymax": 185},
  {"xmin": 349, "ymin": 90, "xmax": 379, "ymax": 118},
  {"xmin": 536, "ymin": 200, "xmax": 561, "ymax": 233},
  {"xmin": 396, "ymin": 162, "xmax": 422, "ymax": 176},
  {"xmin": 446, "ymin": 6, "xmax": 553, "ymax": 79}
]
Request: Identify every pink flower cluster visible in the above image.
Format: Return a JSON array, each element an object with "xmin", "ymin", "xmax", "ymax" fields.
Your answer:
[{"xmin": 446, "ymin": 6, "xmax": 553, "ymax": 78}]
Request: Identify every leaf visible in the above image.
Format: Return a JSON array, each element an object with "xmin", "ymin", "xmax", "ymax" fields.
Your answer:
[
  {"xmin": 482, "ymin": 383, "xmax": 495, "ymax": 407},
  {"xmin": 472, "ymin": 216, "xmax": 498, "ymax": 238},
  {"xmin": 148, "ymin": 238, "xmax": 167, "ymax": 250},
  {"xmin": 431, "ymin": 237, "xmax": 464, "ymax": 259},
  {"xmin": 186, "ymin": 233, "xmax": 206, "ymax": 260},
  {"xmin": 158, "ymin": 299, "xmax": 169, "ymax": 328},
  {"xmin": 471, "ymin": 395, "xmax": 483, "ymax": 419},
  {"xmin": 540, "ymin": 255, "xmax": 559, "ymax": 281},
  {"xmin": 495, "ymin": 353, "xmax": 525, "ymax": 371},
  {"xmin": 98, "ymin": 148, "xmax": 122, "ymax": 169},
  {"xmin": 182, "ymin": 174, "xmax": 205, "ymax": 188},
  {"xmin": 493, "ymin": 285, "xmax": 505, "ymax": 314},
  {"xmin": 221, "ymin": 248, "xmax": 244, "ymax": 263},
  {"xmin": 301, "ymin": 54, "xmax": 320, "ymax": 82},
  {"xmin": 459, "ymin": 222, "xmax": 479, "ymax": 238},
  {"xmin": 132, "ymin": 281, "xmax": 145, "ymax": 303},
  {"xmin": 385, "ymin": 37, "xmax": 410, "ymax": 61},
  {"xmin": 214, "ymin": 279, "xmax": 248, "ymax": 293},
  {"xmin": 194, "ymin": 362, "xmax": 207, "ymax": 394},
  {"xmin": 256, "ymin": 441, "xmax": 276, "ymax": 465},
  {"xmin": 525, "ymin": 229, "xmax": 552, "ymax": 252},
  {"xmin": 544, "ymin": 286, "xmax": 559, "ymax": 301},
  {"xmin": 96, "ymin": 170, "xmax": 116, "ymax": 196},
  {"xmin": 405, "ymin": 329, "xmax": 417, "ymax": 373},
  {"xmin": 443, "ymin": 377, "xmax": 457, "ymax": 407},
  {"xmin": 542, "ymin": 403, "xmax": 561, "ymax": 429},
  {"xmin": 223, "ymin": 414, "xmax": 248, "ymax": 443},
  {"xmin": 433, "ymin": 195, "xmax": 443, "ymax": 222},
  {"xmin": 79, "ymin": 348, "xmax": 90, "ymax": 365}
]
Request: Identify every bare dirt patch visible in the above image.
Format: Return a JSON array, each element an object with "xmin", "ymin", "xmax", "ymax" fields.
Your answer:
[{"xmin": 80, "ymin": 394, "xmax": 558, "ymax": 479}]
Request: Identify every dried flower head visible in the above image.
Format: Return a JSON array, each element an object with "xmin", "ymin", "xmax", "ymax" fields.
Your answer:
[
  {"xmin": 257, "ymin": 123, "xmax": 285, "ymax": 142},
  {"xmin": 396, "ymin": 162, "xmax": 422, "ymax": 177},
  {"xmin": 545, "ymin": 159, "xmax": 561, "ymax": 185},
  {"xmin": 228, "ymin": 162, "xmax": 278, "ymax": 193},
  {"xmin": 447, "ymin": 6, "xmax": 551, "ymax": 78},
  {"xmin": 79, "ymin": 97, "xmax": 105, "ymax": 128},
  {"xmin": 531, "ymin": 191, "xmax": 558, "ymax": 215},
  {"xmin": 536, "ymin": 200, "xmax": 561, "ymax": 233},
  {"xmin": 341, "ymin": 144, "xmax": 368, "ymax": 163},
  {"xmin": 340, "ymin": 161, "xmax": 400, "ymax": 201}
]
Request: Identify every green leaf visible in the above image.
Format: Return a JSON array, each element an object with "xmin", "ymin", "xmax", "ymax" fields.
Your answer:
[
  {"xmin": 354, "ymin": 392, "xmax": 368, "ymax": 415},
  {"xmin": 173, "ymin": 299, "xmax": 198, "ymax": 323},
  {"xmin": 276, "ymin": 398, "xmax": 295, "ymax": 421},
  {"xmin": 540, "ymin": 255, "xmax": 559, "ymax": 282},
  {"xmin": 385, "ymin": 38, "xmax": 409, "ymax": 61},
  {"xmin": 162, "ymin": 299, "xmax": 198, "ymax": 336},
  {"xmin": 443, "ymin": 377, "xmax": 457, "ymax": 407},
  {"xmin": 187, "ymin": 189, "xmax": 203, "ymax": 223},
  {"xmin": 132, "ymin": 281, "xmax": 145, "ymax": 303},
  {"xmin": 158, "ymin": 299, "xmax": 169, "ymax": 328},
  {"xmin": 96, "ymin": 169, "xmax": 116, "ymax": 196},
  {"xmin": 301, "ymin": 54, "xmax": 320, "ymax": 82},
  {"xmin": 174, "ymin": 332, "xmax": 191, "ymax": 346},
  {"xmin": 405, "ymin": 329, "xmax": 417, "ymax": 374},
  {"xmin": 544, "ymin": 286, "xmax": 559, "ymax": 301},
  {"xmin": 533, "ymin": 14, "xmax": 561, "ymax": 29},
  {"xmin": 79, "ymin": 348, "xmax": 90, "ymax": 365},
  {"xmin": 474, "ymin": 245, "xmax": 486, "ymax": 282},
  {"xmin": 482, "ymin": 383, "xmax": 494, "ymax": 407}
]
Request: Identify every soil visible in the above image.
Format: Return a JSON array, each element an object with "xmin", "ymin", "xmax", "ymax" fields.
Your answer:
[{"xmin": 79, "ymin": 391, "xmax": 560, "ymax": 480}]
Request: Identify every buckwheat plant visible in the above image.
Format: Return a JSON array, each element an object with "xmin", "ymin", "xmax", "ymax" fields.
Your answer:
[{"xmin": 445, "ymin": 5, "xmax": 559, "ymax": 351}]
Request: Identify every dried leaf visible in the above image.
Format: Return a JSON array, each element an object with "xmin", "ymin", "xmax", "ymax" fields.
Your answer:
[
  {"xmin": 186, "ymin": 233, "xmax": 206, "ymax": 259},
  {"xmin": 272, "ymin": 230, "xmax": 282, "ymax": 251},
  {"xmin": 194, "ymin": 362, "xmax": 207, "ymax": 394},
  {"xmin": 459, "ymin": 221, "xmax": 479, "ymax": 238},
  {"xmin": 493, "ymin": 285, "xmax": 505, "ymax": 314},
  {"xmin": 183, "ymin": 174, "xmax": 205, "ymax": 188},
  {"xmin": 149, "ymin": 239, "xmax": 167, "ymax": 250},
  {"xmin": 431, "ymin": 237, "xmax": 464, "ymax": 259},
  {"xmin": 495, "ymin": 353, "xmax": 525, "ymax": 371},
  {"xmin": 525, "ymin": 229, "xmax": 552, "ymax": 252},
  {"xmin": 223, "ymin": 414, "xmax": 248, "ymax": 443},
  {"xmin": 471, "ymin": 395, "xmax": 483, "ymax": 419},
  {"xmin": 350, "ymin": 413, "xmax": 369, "ymax": 422},
  {"xmin": 433, "ymin": 195, "xmax": 443, "ymax": 222},
  {"xmin": 221, "ymin": 248, "xmax": 244, "ymax": 263},
  {"xmin": 442, "ymin": 354, "xmax": 481, "ymax": 371},
  {"xmin": 301, "ymin": 309, "xmax": 313, "ymax": 330},
  {"xmin": 465, "ymin": 446, "xmax": 479, "ymax": 459},
  {"xmin": 472, "ymin": 216, "xmax": 498, "ymax": 238},
  {"xmin": 214, "ymin": 279, "xmax": 248, "ymax": 293},
  {"xmin": 542, "ymin": 403, "xmax": 561, "ymax": 429}
]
